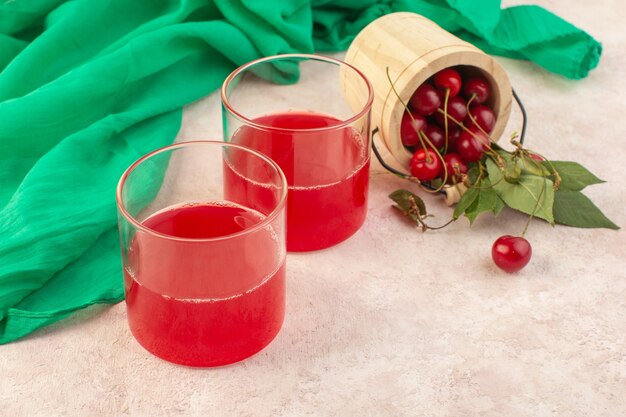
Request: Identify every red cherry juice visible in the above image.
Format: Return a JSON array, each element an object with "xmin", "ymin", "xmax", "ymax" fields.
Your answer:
[
  {"xmin": 124, "ymin": 202, "xmax": 285, "ymax": 367},
  {"xmin": 228, "ymin": 112, "xmax": 370, "ymax": 251}
]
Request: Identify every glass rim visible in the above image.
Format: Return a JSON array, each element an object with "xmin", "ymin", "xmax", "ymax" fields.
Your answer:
[
  {"xmin": 221, "ymin": 53, "xmax": 374, "ymax": 133},
  {"xmin": 116, "ymin": 140, "xmax": 288, "ymax": 243}
]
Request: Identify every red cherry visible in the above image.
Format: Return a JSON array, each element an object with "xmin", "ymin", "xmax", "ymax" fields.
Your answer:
[
  {"xmin": 456, "ymin": 133, "xmax": 484, "ymax": 162},
  {"xmin": 468, "ymin": 104, "xmax": 496, "ymax": 133},
  {"xmin": 440, "ymin": 152, "xmax": 468, "ymax": 183},
  {"xmin": 445, "ymin": 126, "xmax": 462, "ymax": 151},
  {"xmin": 462, "ymin": 125, "xmax": 490, "ymax": 148},
  {"xmin": 410, "ymin": 148, "xmax": 442, "ymax": 181},
  {"xmin": 433, "ymin": 68, "xmax": 462, "ymax": 97},
  {"xmin": 423, "ymin": 124, "xmax": 445, "ymax": 150},
  {"xmin": 410, "ymin": 83, "xmax": 441, "ymax": 116},
  {"xmin": 492, "ymin": 235, "xmax": 532, "ymax": 273},
  {"xmin": 433, "ymin": 96, "xmax": 467, "ymax": 127},
  {"xmin": 463, "ymin": 77, "xmax": 490, "ymax": 103},
  {"xmin": 400, "ymin": 111, "xmax": 427, "ymax": 147}
]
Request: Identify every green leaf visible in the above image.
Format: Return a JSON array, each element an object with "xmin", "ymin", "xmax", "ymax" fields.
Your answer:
[
  {"xmin": 430, "ymin": 178, "xmax": 443, "ymax": 189},
  {"xmin": 465, "ymin": 180, "xmax": 499, "ymax": 224},
  {"xmin": 478, "ymin": 179, "xmax": 498, "ymax": 210},
  {"xmin": 452, "ymin": 177, "xmax": 499, "ymax": 224},
  {"xmin": 453, "ymin": 186, "xmax": 478, "ymax": 220},
  {"xmin": 504, "ymin": 159, "xmax": 522, "ymax": 183},
  {"xmin": 389, "ymin": 189, "xmax": 428, "ymax": 227},
  {"xmin": 486, "ymin": 157, "xmax": 555, "ymax": 224},
  {"xmin": 464, "ymin": 198, "xmax": 481, "ymax": 223},
  {"xmin": 553, "ymin": 190, "xmax": 619, "ymax": 230},
  {"xmin": 493, "ymin": 196, "xmax": 506, "ymax": 216},
  {"xmin": 466, "ymin": 165, "xmax": 480, "ymax": 184},
  {"xmin": 496, "ymin": 149, "xmax": 514, "ymax": 164},
  {"xmin": 519, "ymin": 154, "xmax": 551, "ymax": 177},
  {"xmin": 389, "ymin": 189, "xmax": 426, "ymax": 216},
  {"xmin": 543, "ymin": 161, "xmax": 605, "ymax": 191}
]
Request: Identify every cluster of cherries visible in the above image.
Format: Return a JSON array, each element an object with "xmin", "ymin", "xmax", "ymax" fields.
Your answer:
[
  {"xmin": 399, "ymin": 67, "xmax": 532, "ymax": 273},
  {"xmin": 401, "ymin": 66, "xmax": 495, "ymax": 184}
]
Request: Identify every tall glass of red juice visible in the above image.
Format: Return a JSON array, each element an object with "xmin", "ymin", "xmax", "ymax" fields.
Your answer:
[
  {"xmin": 221, "ymin": 54, "xmax": 373, "ymax": 252},
  {"xmin": 116, "ymin": 141, "xmax": 287, "ymax": 367}
]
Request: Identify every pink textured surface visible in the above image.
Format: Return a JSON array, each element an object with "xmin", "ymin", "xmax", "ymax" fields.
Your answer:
[{"xmin": 1, "ymin": 1, "xmax": 625, "ymax": 415}]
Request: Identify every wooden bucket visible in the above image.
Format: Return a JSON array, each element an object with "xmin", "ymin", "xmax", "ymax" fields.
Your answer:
[{"xmin": 341, "ymin": 12, "xmax": 512, "ymax": 169}]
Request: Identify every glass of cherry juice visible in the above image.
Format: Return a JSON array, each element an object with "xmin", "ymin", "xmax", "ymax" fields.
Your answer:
[
  {"xmin": 222, "ymin": 54, "xmax": 373, "ymax": 252},
  {"xmin": 116, "ymin": 141, "xmax": 287, "ymax": 367}
]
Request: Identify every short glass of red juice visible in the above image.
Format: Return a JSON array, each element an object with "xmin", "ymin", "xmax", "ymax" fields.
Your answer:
[
  {"xmin": 221, "ymin": 54, "xmax": 374, "ymax": 252},
  {"xmin": 116, "ymin": 141, "xmax": 287, "ymax": 367}
]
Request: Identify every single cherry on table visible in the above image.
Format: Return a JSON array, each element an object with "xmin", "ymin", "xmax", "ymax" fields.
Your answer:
[{"xmin": 491, "ymin": 235, "xmax": 532, "ymax": 273}]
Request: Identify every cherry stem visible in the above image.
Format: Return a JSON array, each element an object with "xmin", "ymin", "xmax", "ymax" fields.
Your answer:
[
  {"xmin": 466, "ymin": 93, "xmax": 477, "ymax": 109},
  {"xmin": 521, "ymin": 146, "xmax": 562, "ymax": 191},
  {"xmin": 384, "ymin": 67, "xmax": 431, "ymax": 157},
  {"xmin": 466, "ymin": 161, "xmax": 505, "ymax": 190},
  {"xmin": 512, "ymin": 88, "xmax": 527, "ymax": 145},
  {"xmin": 511, "ymin": 136, "xmax": 562, "ymax": 191},
  {"xmin": 371, "ymin": 128, "xmax": 442, "ymax": 194},
  {"xmin": 442, "ymin": 89, "xmax": 450, "ymax": 155},
  {"xmin": 434, "ymin": 108, "xmax": 498, "ymax": 158},
  {"xmin": 520, "ymin": 174, "xmax": 547, "ymax": 238},
  {"xmin": 465, "ymin": 94, "xmax": 494, "ymax": 141},
  {"xmin": 404, "ymin": 195, "xmax": 456, "ymax": 231},
  {"xmin": 426, "ymin": 218, "xmax": 456, "ymax": 230},
  {"xmin": 418, "ymin": 130, "xmax": 448, "ymax": 192}
]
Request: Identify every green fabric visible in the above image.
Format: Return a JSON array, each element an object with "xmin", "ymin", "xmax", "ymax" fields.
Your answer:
[
  {"xmin": 311, "ymin": 1, "xmax": 601, "ymax": 79},
  {"xmin": 0, "ymin": 0, "xmax": 601, "ymax": 343}
]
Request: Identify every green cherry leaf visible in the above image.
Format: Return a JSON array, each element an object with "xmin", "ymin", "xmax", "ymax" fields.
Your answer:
[
  {"xmin": 389, "ymin": 189, "xmax": 427, "ymax": 225},
  {"xmin": 466, "ymin": 165, "xmax": 480, "ymax": 184},
  {"xmin": 493, "ymin": 195, "xmax": 506, "ymax": 216},
  {"xmin": 389, "ymin": 189, "xmax": 427, "ymax": 216},
  {"xmin": 504, "ymin": 159, "xmax": 522, "ymax": 183},
  {"xmin": 519, "ymin": 154, "xmax": 551, "ymax": 177},
  {"xmin": 464, "ymin": 197, "xmax": 481, "ymax": 223},
  {"xmin": 452, "ymin": 177, "xmax": 499, "ymax": 224},
  {"xmin": 429, "ymin": 178, "xmax": 444, "ymax": 189},
  {"xmin": 477, "ymin": 178, "xmax": 498, "ymax": 210},
  {"xmin": 486, "ymin": 157, "xmax": 555, "ymax": 224},
  {"xmin": 553, "ymin": 190, "xmax": 619, "ymax": 230},
  {"xmin": 543, "ymin": 161, "xmax": 606, "ymax": 191},
  {"xmin": 465, "ymin": 179, "xmax": 498, "ymax": 224},
  {"xmin": 453, "ymin": 186, "xmax": 478, "ymax": 220}
]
